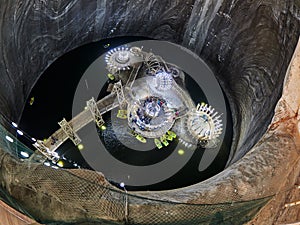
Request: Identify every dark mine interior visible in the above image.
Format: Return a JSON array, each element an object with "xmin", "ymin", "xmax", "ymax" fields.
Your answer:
[{"xmin": 0, "ymin": 1, "xmax": 299, "ymax": 224}]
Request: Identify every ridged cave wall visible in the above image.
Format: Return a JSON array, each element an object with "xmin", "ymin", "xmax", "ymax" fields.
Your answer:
[
  {"xmin": 0, "ymin": 0, "xmax": 300, "ymax": 224},
  {"xmin": 1, "ymin": 0, "xmax": 299, "ymax": 163}
]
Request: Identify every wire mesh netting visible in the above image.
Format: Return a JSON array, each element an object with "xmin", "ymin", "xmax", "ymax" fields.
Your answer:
[{"xmin": 0, "ymin": 116, "xmax": 277, "ymax": 224}]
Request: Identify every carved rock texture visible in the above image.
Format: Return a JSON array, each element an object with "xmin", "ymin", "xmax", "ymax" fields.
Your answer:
[
  {"xmin": 0, "ymin": 0, "xmax": 300, "ymax": 224},
  {"xmin": 0, "ymin": 0, "xmax": 299, "ymax": 162}
]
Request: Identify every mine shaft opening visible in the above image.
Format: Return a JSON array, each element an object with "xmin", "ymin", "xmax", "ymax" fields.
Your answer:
[
  {"xmin": 0, "ymin": 1, "xmax": 298, "ymax": 224},
  {"xmin": 19, "ymin": 37, "xmax": 233, "ymax": 191}
]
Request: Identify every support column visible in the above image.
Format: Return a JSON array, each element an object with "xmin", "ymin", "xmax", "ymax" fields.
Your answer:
[
  {"xmin": 32, "ymin": 140, "xmax": 59, "ymax": 162},
  {"xmin": 86, "ymin": 97, "xmax": 105, "ymax": 128},
  {"xmin": 58, "ymin": 118, "xmax": 81, "ymax": 145},
  {"xmin": 112, "ymin": 80, "xmax": 127, "ymax": 109}
]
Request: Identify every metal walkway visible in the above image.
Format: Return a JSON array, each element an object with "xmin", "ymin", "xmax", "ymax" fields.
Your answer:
[
  {"xmin": 40, "ymin": 92, "xmax": 119, "ymax": 154},
  {"xmin": 32, "ymin": 65, "xmax": 141, "ymax": 161}
]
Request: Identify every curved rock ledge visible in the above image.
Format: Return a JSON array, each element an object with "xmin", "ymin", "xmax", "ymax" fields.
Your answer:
[{"xmin": 0, "ymin": 0, "xmax": 299, "ymax": 224}]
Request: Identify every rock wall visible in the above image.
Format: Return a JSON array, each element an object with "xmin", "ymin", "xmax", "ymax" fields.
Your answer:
[
  {"xmin": 0, "ymin": 200, "xmax": 40, "ymax": 225},
  {"xmin": 0, "ymin": 0, "xmax": 299, "ymax": 162},
  {"xmin": 186, "ymin": 1, "xmax": 300, "ymax": 163},
  {"xmin": 0, "ymin": 0, "xmax": 300, "ymax": 224}
]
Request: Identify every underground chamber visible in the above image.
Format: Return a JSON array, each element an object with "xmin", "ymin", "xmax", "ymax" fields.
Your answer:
[{"xmin": 0, "ymin": 0, "xmax": 300, "ymax": 224}]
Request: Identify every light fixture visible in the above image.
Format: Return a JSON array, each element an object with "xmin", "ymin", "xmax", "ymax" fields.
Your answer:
[
  {"xmin": 178, "ymin": 149, "xmax": 185, "ymax": 155},
  {"xmin": 77, "ymin": 144, "xmax": 84, "ymax": 150},
  {"xmin": 100, "ymin": 125, "xmax": 107, "ymax": 131},
  {"xmin": 44, "ymin": 162, "xmax": 51, "ymax": 167},
  {"xmin": 52, "ymin": 152, "xmax": 59, "ymax": 158},
  {"xmin": 5, "ymin": 135, "xmax": 13, "ymax": 143},
  {"xmin": 57, "ymin": 160, "xmax": 64, "ymax": 168},
  {"xmin": 11, "ymin": 122, "xmax": 18, "ymax": 128},
  {"xmin": 20, "ymin": 151, "xmax": 29, "ymax": 158},
  {"xmin": 17, "ymin": 130, "xmax": 23, "ymax": 135}
]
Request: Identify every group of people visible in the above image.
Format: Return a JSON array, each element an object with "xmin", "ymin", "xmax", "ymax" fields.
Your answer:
[{"xmin": 129, "ymin": 96, "xmax": 167, "ymax": 132}]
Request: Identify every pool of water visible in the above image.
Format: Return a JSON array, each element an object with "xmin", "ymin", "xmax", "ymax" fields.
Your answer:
[{"xmin": 20, "ymin": 37, "xmax": 233, "ymax": 191}]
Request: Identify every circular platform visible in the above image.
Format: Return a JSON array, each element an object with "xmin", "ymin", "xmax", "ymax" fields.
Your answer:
[{"xmin": 127, "ymin": 96, "xmax": 176, "ymax": 138}]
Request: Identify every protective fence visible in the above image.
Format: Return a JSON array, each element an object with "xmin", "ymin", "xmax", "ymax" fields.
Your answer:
[{"xmin": 0, "ymin": 116, "xmax": 282, "ymax": 225}]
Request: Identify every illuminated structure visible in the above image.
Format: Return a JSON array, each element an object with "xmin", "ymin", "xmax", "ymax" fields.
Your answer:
[
  {"xmin": 104, "ymin": 46, "xmax": 224, "ymax": 147},
  {"xmin": 31, "ymin": 46, "xmax": 223, "ymax": 162}
]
